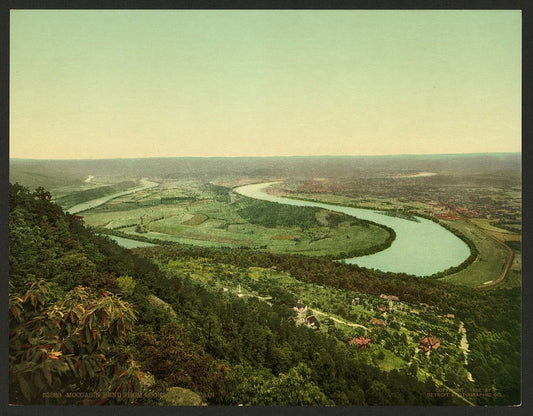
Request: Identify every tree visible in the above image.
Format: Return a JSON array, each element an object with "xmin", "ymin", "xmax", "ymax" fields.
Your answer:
[
  {"xmin": 365, "ymin": 380, "xmax": 393, "ymax": 405},
  {"xmin": 116, "ymin": 275, "xmax": 136, "ymax": 297},
  {"xmin": 134, "ymin": 323, "xmax": 228, "ymax": 403},
  {"xmin": 8, "ymin": 208, "xmax": 47, "ymax": 291},
  {"xmin": 53, "ymin": 252, "xmax": 98, "ymax": 289},
  {"xmin": 9, "ymin": 280, "xmax": 148, "ymax": 405},
  {"xmin": 9, "ymin": 182, "xmax": 34, "ymax": 211},
  {"xmin": 258, "ymin": 363, "xmax": 333, "ymax": 405}
]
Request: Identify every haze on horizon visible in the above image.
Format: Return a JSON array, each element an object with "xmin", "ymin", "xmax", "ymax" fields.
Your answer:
[{"xmin": 10, "ymin": 10, "xmax": 521, "ymax": 160}]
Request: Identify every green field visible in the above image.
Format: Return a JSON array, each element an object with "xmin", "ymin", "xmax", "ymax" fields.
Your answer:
[
  {"xmin": 491, "ymin": 251, "xmax": 522, "ymax": 290},
  {"xmin": 9, "ymin": 155, "xmax": 521, "ymax": 405},
  {"xmin": 283, "ymin": 191, "xmax": 432, "ymax": 213},
  {"xmin": 80, "ymin": 181, "xmax": 393, "ymax": 258},
  {"xmin": 469, "ymin": 218, "xmax": 515, "ymax": 234},
  {"xmin": 440, "ymin": 221, "xmax": 510, "ymax": 287},
  {"xmin": 269, "ymin": 190, "xmax": 516, "ymax": 289},
  {"xmin": 52, "ymin": 176, "xmax": 517, "ymax": 288}
]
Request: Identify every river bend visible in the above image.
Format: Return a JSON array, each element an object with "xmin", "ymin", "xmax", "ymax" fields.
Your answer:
[{"xmin": 234, "ymin": 182, "xmax": 470, "ymax": 276}]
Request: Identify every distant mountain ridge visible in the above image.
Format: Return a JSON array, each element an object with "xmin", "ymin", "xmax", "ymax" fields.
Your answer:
[{"xmin": 10, "ymin": 153, "xmax": 521, "ymax": 190}]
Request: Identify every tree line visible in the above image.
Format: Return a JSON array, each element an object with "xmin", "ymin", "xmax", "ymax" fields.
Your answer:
[{"xmin": 8, "ymin": 183, "xmax": 520, "ymax": 405}]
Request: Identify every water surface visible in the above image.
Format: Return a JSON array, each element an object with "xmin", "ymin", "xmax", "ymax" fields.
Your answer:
[
  {"xmin": 234, "ymin": 182, "xmax": 470, "ymax": 276},
  {"xmin": 106, "ymin": 235, "xmax": 156, "ymax": 249},
  {"xmin": 67, "ymin": 178, "xmax": 158, "ymax": 214}
]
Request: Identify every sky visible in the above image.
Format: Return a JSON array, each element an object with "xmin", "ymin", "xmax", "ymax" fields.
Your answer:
[{"xmin": 10, "ymin": 10, "xmax": 521, "ymax": 159}]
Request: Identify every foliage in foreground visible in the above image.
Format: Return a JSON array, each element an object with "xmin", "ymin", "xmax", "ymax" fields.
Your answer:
[
  {"xmin": 9, "ymin": 280, "xmax": 147, "ymax": 404},
  {"xmin": 8, "ymin": 182, "xmax": 520, "ymax": 405}
]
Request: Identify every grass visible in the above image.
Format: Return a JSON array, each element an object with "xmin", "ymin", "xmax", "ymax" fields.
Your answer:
[
  {"xmin": 54, "ymin": 181, "xmax": 138, "ymax": 208},
  {"xmin": 375, "ymin": 347, "xmax": 407, "ymax": 372},
  {"xmin": 271, "ymin": 234, "xmax": 300, "ymax": 241},
  {"xmin": 469, "ymin": 219, "xmax": 514, "ymax": 234},
  {"xmin": 269, "ymin": 190, "xmax": 515, "ymax": 288},
  {"xmin": 122, "ymin": 227, "xmax": 240, "ymax": 248},
  {"xmin": 181, "ymin": 213, "xmax": 209, "ymax": 226},
  {"xmin": 491, "ymin": 252, "xmax": 521, "ymax": 290},
  {"xmin": 81, "ymin": 203, "xmax": 190, "ymax": 228},
  {"xmin": 159, "ymin": 256, "xmax": 466, "ymax": 385},
  {"xmin": 75, "ymin": 179, "xmax": 516, "ymax": 290},
  {"xmin": 285, "ymin": 191, "xmax": 431, "ymax": 212},
  {"xmin": 86, "ymin": 193, "xmax": 392, "ymax": 257},
  {"xmin": 496, "ymin": 269, "xmax": 521, "ymax": 290},
  {"xmin": 440, "ymin": 220, "xmax": 510, "ymax": 287}
]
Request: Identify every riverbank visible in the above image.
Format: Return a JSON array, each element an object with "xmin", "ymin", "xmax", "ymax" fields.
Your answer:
[
  {"xmin": 67, "ymin": 178, "xmax": 159, "ymax": 214},
  {"xmin": 234, "ymin": 182, "xmax": 471, "ymax": 277}
]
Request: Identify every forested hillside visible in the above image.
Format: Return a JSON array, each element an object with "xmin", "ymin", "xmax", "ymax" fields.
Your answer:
[{"xmin": 8, "ymin": 183, "xmax": 520, "ymax": 405}]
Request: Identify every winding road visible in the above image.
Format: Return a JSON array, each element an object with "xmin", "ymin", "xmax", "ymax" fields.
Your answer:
[
  {"xmin": 472, "ymin": 223, "xmax": 514, "ymax": 289},
  {"xmin": 312, "ymin": 309, "xmax": 368, "ymax": 330}
]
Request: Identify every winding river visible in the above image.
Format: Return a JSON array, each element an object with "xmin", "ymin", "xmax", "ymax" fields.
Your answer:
[
  {"xmin": 67, "ymin": 178, "xmax": 159, "ymax": 214},
  {"xmin": 234, "ymin": 182, "xmax": 470, "ymax": 276},
  {"xmin": 106, "ymin": 235, "xmax": 157, "ymax": 249}
]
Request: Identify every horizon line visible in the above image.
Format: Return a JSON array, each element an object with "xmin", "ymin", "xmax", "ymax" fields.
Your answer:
[{"xmin": 9, "ymin": 151, "xmax": 522, "ymax": 162}]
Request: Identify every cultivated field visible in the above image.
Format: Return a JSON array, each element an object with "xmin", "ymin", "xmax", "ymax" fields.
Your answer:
[
  {"xmin": 14, "ymin": 155, "xmax": 520, "ymax": 290},
  {"xmin": 9, "ymin": 154, "xmax": 522, "ymax": 405},
  {"xmin": 79, "ymin": 180, "xmax": 392, "ymax": 258}
]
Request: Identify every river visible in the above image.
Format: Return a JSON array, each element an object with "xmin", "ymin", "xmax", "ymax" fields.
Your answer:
[
  {"xmin": 67, "ymin": 178, "xmax": 159, "ymax": 214},
  {"xmin": 233, "ymin": 182, "xmax": 470, "ymax": 276},
  {"xmin": 106, "ymin": 235, "xmax": 157, "ymax": 249}
]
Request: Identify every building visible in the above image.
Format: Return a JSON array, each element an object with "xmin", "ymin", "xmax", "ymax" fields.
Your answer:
[
  {"xmin": 348, "ymin": 336, "xmax": 371, "ymax": 348},
  {"xmin": 380, "ymin": 294, "xmax": 400, "ymax": 302},
  {"xmin": 369, "ymin": 318, "xmax": 387, "ymax": 327},
  {"xmin": 419, "ymin": 333, "xmax": 441, "ymax": 352}
]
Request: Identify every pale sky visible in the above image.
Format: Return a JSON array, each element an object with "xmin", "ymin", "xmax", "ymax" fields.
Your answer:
[{"xmin": 10, "ymin": 10, "xmax": 521, "ymax": 159}]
